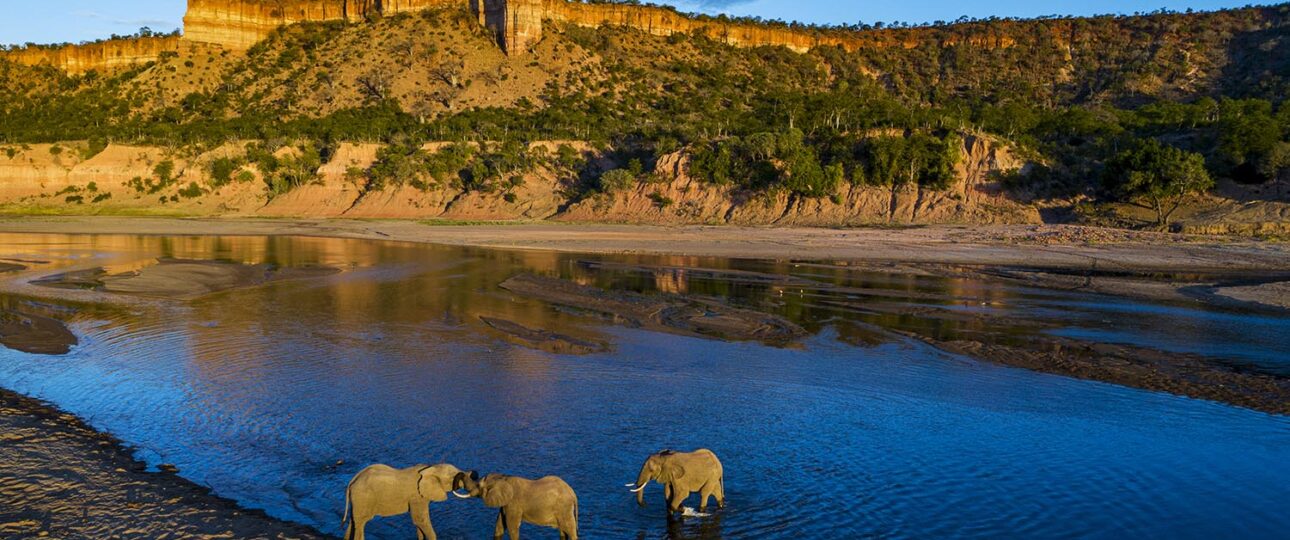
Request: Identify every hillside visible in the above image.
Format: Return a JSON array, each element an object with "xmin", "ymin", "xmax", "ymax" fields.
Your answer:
[{"xmin": 0, "ymin": 2, "xmax": 1288, "ymax": 231}]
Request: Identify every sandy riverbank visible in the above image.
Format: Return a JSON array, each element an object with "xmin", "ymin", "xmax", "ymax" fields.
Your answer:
[
  {"xmin": 2, "ymin": 216, "xmax": 1288, "ymax": 309},
  {"xmin": 0, "ymin": 216, "xmax": 1286, "ymax": 269},
  {"xmin": 0, "ymin": 388, "xmax": 328, "ymax": 539}
]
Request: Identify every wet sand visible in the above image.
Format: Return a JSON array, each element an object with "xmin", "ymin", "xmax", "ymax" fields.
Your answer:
[
  {"xmin": 33, "ymin": 258, "xmax": 341, "ymax": 299},
  {"xmin": 1213, "ymin": 281, "xmax": 1290, "ymax": 310},
  {"xmin": 0, "ymin": 388, "xmax": 329, "ymax": 539},
  {"xmin": 480, "ymin": 316, "xmax": 610, "ymax": 355},
  {"xmin": 500, "ymin": 274, "xmax": 808, "ymax": 344},
  {"xmin": 0, "ymin": 309, "xmax": 77, "ymax": 355}
]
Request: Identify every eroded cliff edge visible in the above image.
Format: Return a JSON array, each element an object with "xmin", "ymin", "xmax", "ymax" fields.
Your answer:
[
  {"xmin": 1, "ymin": 0, "xmax": 1045, "ymax": 73},
  {"xmin": 0, "ymin": 136, "xmax": 1043, "ymax": 226}
]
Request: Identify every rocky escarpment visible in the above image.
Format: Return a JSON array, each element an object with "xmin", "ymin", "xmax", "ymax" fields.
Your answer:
[
  {"xmin": 0, "ymin": 0, "xmax": 1044, "ymax": 73},
  {"xmin": 0, "ymin": 37, "xmax": 183, "ymax": 74},
  {"xmin": 0, "ymin": 137, "xmax": 1040, "ymax": 226},
  {"xmin": 182, "ymin": 0, "xmax": 457, "ymax": 50},
  {"xmin": 558, "ymin": 135, "xmax": 1040, "ymax": 226}
]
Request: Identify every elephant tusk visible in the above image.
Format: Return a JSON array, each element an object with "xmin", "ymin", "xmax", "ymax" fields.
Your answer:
[
  {"xmin": 628, "ymin": 483, "xmax": 648, "ymax": 493},
  {"xmin": 452, "ymin": 490, "xmax": 473, "ymax": 499}
]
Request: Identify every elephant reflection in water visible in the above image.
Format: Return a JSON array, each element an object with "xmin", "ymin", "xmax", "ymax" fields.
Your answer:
[
  {"xmin": 453, "ymin": 471, "xmax": 580, "ymax": 540},
  {"xmin": 342, "ymin": 463, "xmax": 467, "ymax": 540},
  {"xmin": 628, "ymin": 449, "xmax": 725, "ymax": 516}
]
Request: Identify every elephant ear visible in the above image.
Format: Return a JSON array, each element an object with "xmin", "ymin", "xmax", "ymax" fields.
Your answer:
[
  {"xmin": 418, "ymin": 467, "xmax": 448, "ymax": 502},
  {"xmin": 482, "ymin": 479, "xmax": 515, "ymax": 508},
  {"xmin": 660, "ymin": 462, "xmax": 687, "ymax": 484}
]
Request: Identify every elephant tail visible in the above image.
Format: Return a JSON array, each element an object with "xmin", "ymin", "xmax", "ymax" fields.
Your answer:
[
  {"xmin": 342, "ymin": 488, "xmax": 350, "ymax": 527},
  {"xmin": 342, "ymin": 481, "xmax": 353, "ymax": 531}
]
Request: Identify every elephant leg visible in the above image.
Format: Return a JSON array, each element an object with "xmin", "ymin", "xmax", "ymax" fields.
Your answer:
[
  {"xmin": 699, "ymin": 483, "xmax": 715, "ymax": 512},
  {"xmin": 716, "ymin": 477, "xmax": 726, "ymax": 509},
  {"xmin": 667, "ymin": 487, "xmax": 686, "ymax": 514},
  {"xmin": 351, "ymin": 514, "xmax": 371, "ymax": 540},
  {"xmin": 505, "ymin": 509, "xmax": 523, "ymax": 540},
  {"xmin": 559, "ymin": 508, "xmax": 578, "ymax": 540},
  {"xmin": 412, "ymin": 504, "xmax": 436, "ymax": 540},
  {"xmin": 494, "ymin": 511, "xmax": 505, "ymax": 540}
]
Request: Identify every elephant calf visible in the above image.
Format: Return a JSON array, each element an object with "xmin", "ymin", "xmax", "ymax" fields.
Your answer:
[
  {"xmin": 343, "ymin": 463, "xmax": 468, "ymax": 540},
  {"xmin": 628, "ymin": 449, "xmax": 725, "ymax": 514},
  {"xmin": 454, "ymin": 471, "xmax": 579, "ymax": 540}
]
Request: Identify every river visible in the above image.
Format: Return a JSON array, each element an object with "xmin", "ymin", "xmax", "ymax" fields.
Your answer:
[{"xmin": 0, "ymin": 233, "xmax": 1287, "ymax": 539}]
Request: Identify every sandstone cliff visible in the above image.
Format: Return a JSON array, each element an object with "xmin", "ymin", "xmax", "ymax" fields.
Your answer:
[
  {"xmin": 182, "ymin": 0, "xmax": 457, "ymax": 50},
  {"xmin": 0, "ymin": 138, "xmax": 1039, "ymax": 226},
  {"xmin": 0, "ymin": 0, "xmax": 1042, "ymax": 73},
  {"xmin": 1, "ymin": 37, "xmax": 182, "ymax": 74},
  {"xmin": 557, "ymin": 135, "xmax": 1040, "ymax": 226}
]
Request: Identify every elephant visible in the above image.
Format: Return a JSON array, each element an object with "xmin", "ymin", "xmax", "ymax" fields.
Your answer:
[
  {"xmin": 628, "ymin": 449, "xmax": 724, "ymax": 515},
  {"xmin": 342, "ymin": 463, "xmax": 468, "ymax": 540},
  {"xmin": 453, "ymin": 471, "xmax": 579, "ymax": 540}
]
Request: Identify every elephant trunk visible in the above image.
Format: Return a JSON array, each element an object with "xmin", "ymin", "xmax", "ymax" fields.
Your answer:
[{"xmin": 632, "ymin": 467, "xmax": 651, "ymax": 506}]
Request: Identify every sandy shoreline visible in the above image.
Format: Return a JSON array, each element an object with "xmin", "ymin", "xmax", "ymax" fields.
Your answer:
[
  {"xmin": 0, "ymin": 216, "xmax": 1287, "ymax": 270},
  {"xmin": 0, "ymin": 388, "xmax": 329, "ymax": 539},
  {"xmin": 3, "ymin": 216, "xmax": 1288, "ymax": 310}
]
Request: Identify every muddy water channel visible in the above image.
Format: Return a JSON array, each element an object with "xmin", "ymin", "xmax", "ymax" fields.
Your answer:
[{"xmin": 1, "ymin": 233, "xmax": 1288, "ymax": 539}]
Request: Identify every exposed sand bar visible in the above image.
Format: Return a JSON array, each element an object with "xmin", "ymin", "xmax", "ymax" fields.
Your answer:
[
  {"xmin": 0, "ymin": 309, "xmax": 77, "ymax": 354},
  {"xmin": 1, "ymin": 216, "xmax": 1287, "ymax": 272},
  {"xmin": 33, "ymin": 258, "xmax": 341, "ymax": 299}
]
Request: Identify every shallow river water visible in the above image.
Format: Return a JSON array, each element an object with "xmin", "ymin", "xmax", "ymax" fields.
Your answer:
[{"xmin": 1, "ymin": 233, "xmax": 1288, "ymax": 539}]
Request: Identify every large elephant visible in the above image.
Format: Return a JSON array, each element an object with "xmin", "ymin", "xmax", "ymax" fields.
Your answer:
[
  {"xmin": 628, "ymin": 449, "xmax": 725, "ymax": 514},
  {"xmin": 453, "ymin": 472, "xmax": 579, "ymax": 540},
  {"xmin": 342, "ymin": 463, "xmax": 467, "ymax": 540}
]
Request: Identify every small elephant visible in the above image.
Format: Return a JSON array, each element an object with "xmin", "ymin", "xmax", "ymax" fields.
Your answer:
[
  {"xmin": 454, "ymin": 472, "xmax": 579, "ymax": 540},
  {"xmin": 342, "ymin": 463, "xmax": 467, "ymax": 540},
  {"xmin": 628, "ymin": 449, "xmax": 724, "ymax": 514}
]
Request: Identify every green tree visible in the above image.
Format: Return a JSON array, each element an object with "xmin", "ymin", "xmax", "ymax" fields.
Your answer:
[{"xmin": 1104, "ymin": 140, "xmax": 1213, "ymax": 228}]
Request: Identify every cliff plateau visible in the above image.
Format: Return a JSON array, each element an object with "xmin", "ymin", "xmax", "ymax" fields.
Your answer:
[{"xmin": 0, "ymin": 0, "xmax": 1045, "ymax": 73}]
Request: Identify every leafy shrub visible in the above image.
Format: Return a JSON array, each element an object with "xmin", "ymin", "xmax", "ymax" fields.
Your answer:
[
  {"xmin": 207, "ymin": 157, "xmax": 241, "ymax": 187},
  {"xmin": 81, "ymin": 137, "xmax": 108, "ymax": 160},
  {"xmin": 599, "ymin": 169, "xmax": 637, "ymax": 192},
  {"xmin": 178, "ymin": 182, "xmax": 206, "ymax": 198}
]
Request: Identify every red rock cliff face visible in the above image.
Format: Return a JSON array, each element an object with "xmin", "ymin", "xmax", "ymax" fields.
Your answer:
[
  {"xmin": 536, "ymin": 1, "xmax": 1045, "ymax": 53},
  {"xmin": 183, "ymin": 0, "xmax": 459, "ymax": 50},
  {"xmin": 1, "ymin": 0, "xmax": 1035, "ymax": 73},
  {"xmin": 1, "ymin": 36, "xmax": 182, "ymax": 74},
  {"xmin": 538, "ymin": 0, "xmax": 854, "ymax": 53}
]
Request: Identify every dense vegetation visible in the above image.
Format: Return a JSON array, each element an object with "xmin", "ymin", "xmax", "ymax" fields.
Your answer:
[{"xmin": 1, "ymin": 4, "xmax": 1288, "ymax": 221}]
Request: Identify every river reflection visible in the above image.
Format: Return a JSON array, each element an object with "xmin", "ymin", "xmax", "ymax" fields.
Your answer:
[{"xmin": 0, "ymin": 233, "xmax": 1288, "ymax": 539}]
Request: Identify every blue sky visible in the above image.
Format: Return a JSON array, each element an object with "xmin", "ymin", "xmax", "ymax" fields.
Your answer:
[{"xmin": 0, "ymin": 0, "xmax": 1270, "ymax": 46}]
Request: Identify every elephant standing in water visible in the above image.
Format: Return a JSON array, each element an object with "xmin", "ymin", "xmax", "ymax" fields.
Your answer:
[
  {"xmin": 454, "ymin": 471, "xmax": 579, "ymax": 540},
  {"xmin": 628, "ymin": 449, "xmax": 725, "ymax": 514},
  {"xmin": 342, "ymin": 463, "xmax": 467, "ymax": 540}
]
